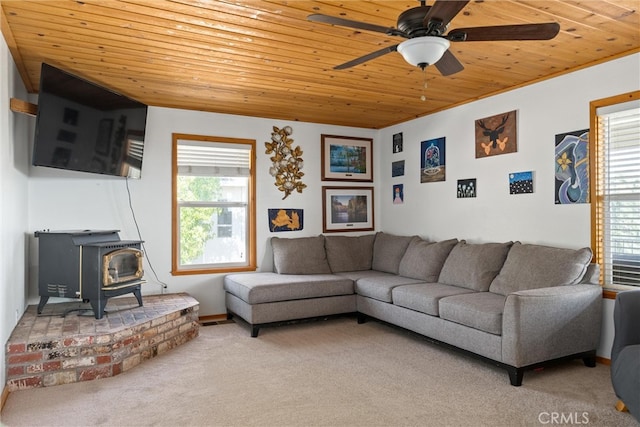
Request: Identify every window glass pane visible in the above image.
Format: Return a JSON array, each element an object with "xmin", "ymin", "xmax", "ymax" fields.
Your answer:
[{"xmin": 179, "ymin": 206, "xmax": 247, "ymax": 266}]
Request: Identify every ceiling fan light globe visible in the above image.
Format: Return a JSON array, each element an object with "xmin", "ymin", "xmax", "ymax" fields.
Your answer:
[{"xmin": 397, "ymin": 37, "xmax": 451, "ymax": 68}]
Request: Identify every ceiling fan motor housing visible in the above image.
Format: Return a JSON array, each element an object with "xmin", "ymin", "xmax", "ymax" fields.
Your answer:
[{"xmin": 397, "ymin": 6, "xmax": 447, "ymax": 38}]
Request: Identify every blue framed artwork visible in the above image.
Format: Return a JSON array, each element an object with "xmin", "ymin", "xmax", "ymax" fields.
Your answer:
[
  {"xmin": 420, "ymin": 137, "xmax": 446, "ymax": 183},
  {"xmin": 555, "ymin": 129, "xmax": 589, "ymax": 204},
  {"xmin": 509, "ymin": 171, "xmax": 534, "ymax": 194}
]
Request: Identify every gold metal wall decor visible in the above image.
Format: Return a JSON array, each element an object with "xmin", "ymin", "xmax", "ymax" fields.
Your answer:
[{"xmin": 265, "ymin": 126, "xmax": 306, "ymax": 199}]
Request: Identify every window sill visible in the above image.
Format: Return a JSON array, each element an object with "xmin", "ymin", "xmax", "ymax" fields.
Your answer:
[{"xmin": 602, "ymin": 284, "xmax": 640, "ymax": 299}]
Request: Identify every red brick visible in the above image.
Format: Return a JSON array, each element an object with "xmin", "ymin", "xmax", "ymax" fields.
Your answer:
[
  {"xmin": 7, "ymin": 343, "xmax": 26, "ymax": 353},
  {"xmin": 96, "ymin": 355, "xmax": 111, "ymax": 365},
  {"xmin": 7, "ymin": 365, "xmax": 25, "ymax": 377},
  {"xmin": 78, "ymin": 366, "xmax": 112, "ymax": 381},
  {"xmin": 43, "ymin": 361, "xmax": 62, "ymax": 372},
  {"xmin": 112, "ymin": 362, "xmax": 122, "ymax": 376},
  {"xmin": 8, "ymin": 352, "xmax": 43, "ymax": 364},
  {"xmin": 8, "ymin": 375, "xmax": 43, "ymax": 391}
]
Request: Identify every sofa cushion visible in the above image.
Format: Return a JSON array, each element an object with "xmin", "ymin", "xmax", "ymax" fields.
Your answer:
[
  {"xmin": 371, "ymin": 232, "xmax": 414, "ymax": 274},
  {"xmin": 271, "ymin": 235, "xmax": 331, "ymax": 275},
  {"xmin": 392, "ymin": 283, "xmax": 475, "ymax": 316},
  {"xmin": 439, "ymin": 292, "xmax": 506, "ymax": 335},
  {"xmin": 325, "ymin": 234, "xmax": 375, "ymax": 273},
  {"xmin": 489, "ymin": 242, "xmax": 593, "ymax": 296},
  {"xmin": 355, "ymin": 274, "xmax": 424, "ymax": 303},
  {"xmin": 438, "ymin": 241, "xmax": 513, "ymax": 292},
  {"xmin": 224, "ymin": 272, "xmax": 353, "ymax": 304},
  {"xmin": 398, "ymin": 238, "xmax": 458, "ymax": 281}
]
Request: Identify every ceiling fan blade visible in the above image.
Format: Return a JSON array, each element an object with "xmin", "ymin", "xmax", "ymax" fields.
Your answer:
[
  {"xmin": 334, "ymin": 45, "xmax": 399, "ymax": 70},
  {"xmin": 449, "ymin": 22, "xmax": 560, "ymax": 41},
  {"xmin": 308, "ymin": 14, "xmax": 403, "ymax": 36},
  {"xmin": 435, "ymin": 50, "xmax": 464, "ymax": 76},
  {"xmin": 423, "ymin": 1, "xmax": 469, "ymax": 29}
]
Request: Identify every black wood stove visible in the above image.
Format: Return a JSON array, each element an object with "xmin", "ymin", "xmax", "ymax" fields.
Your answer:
[{"xmin": 35, "ymin": 230, "xmax": 145, "ymax": 319}]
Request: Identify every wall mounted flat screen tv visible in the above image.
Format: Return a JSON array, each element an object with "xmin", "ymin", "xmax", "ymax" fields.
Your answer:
[{"xmin": 33, "ymin": 63, "xmax": 148, "ymax": 178}]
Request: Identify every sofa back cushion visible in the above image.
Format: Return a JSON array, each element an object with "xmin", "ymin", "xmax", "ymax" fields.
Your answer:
[
  {"xmin": 372, "ymin": 232, "xmax": 414, "ymax": 274},
  {"xmin": 398, "ymin": 238, "xmax": 458, "ymax": 281},
  {"xmin": 438, "ymin": 241, "xmax": 513, "ymax": 291},
  {"xmin": 271, "ymin": 236, "xmax": 331, "ymax": 275},
  {"xmin": 325, "ymin": 234, "xmax": 376, "ymax": 272},
  {"xmin": 488, "ymin": 242, "xmax": 593, "ymax": 295}
]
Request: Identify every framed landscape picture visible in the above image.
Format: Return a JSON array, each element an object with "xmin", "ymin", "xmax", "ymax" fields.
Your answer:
[
  {"xmin": 322, "ymin": 186, "xmax": 374, "ymax": 232},
  {"xmin": 321, "ymin": 135, "xmax": 373, "ymax": 182}
]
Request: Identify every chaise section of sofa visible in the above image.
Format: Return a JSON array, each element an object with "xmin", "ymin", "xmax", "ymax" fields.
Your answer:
[{"xmin": 224, "ymin": 235, "xmax": 358, "ymax": 337}]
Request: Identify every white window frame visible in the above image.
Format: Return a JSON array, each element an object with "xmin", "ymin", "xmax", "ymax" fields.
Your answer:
[{"xmin": 171, "ymin": 133, "xmax": 256, "ymax": 275}]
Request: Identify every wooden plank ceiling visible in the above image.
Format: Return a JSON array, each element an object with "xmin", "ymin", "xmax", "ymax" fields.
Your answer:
[{"xmin": 1, "ymin": 0, "xmax": 639, "ymax": 129}]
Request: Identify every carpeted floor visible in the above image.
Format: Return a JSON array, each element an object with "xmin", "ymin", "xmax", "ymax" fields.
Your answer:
[{"xmin": 1, "ymin": 316, "xmax": 637, "ymax": 427}]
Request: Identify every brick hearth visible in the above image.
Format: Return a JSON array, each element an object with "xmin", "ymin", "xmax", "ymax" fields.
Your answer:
[{"xmin": 5, "ymin": 293, "xmax": 199, "ymax": 391}]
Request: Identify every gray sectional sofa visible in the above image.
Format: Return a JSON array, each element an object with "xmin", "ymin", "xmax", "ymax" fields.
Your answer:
[{"xmin": 224, "ymin": 232, "xmax": 602, "ymax": 386}]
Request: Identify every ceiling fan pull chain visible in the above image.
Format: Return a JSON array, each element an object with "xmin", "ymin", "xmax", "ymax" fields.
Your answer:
[{"xmin": 421, "ymin": 68, "xmax": 428, "ymax": 102}]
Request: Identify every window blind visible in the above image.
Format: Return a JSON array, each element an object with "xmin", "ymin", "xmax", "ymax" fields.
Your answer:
[
  {"xmin": 177, "ymin": 140, "xmax": 251, "ymax": 177},
  {"xmin": 595, "ymin": 102, "xmax": 640, "ymax": 287}
]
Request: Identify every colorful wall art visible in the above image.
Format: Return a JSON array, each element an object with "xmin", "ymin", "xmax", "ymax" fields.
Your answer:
[
  {"xmin": 457, "ymin": 179, "xmax": 477, "ymax": 198},
  {"xmin": 509, "ymin": 171, "xmax": 534, "ymax": 194},
  {"xmin": 393, "ymin": 184, "xmax": 404, "ymax": 204},
  {"xmin": 420, "ymin": 137, "xmax": 446, "ymax": 183},
  {"xmin": 268, "ymin": 209, "xmax": 303, "ymax": 232},
  {"xmin": 475, "ymin": 110, "xmax": 518, "ymax": 158},
  {"xmin": 555, "ymin": 129, "xmax": 589, "ymax": 204}
]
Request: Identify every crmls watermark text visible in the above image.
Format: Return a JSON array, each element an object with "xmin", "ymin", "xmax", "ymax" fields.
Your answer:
[{"xmin": 538, "ymin": 412, "xmax": 590, "ymax": 424}]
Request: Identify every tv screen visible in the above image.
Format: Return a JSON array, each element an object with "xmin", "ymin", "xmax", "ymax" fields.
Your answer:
[{"xmin": 33, "ymin": 63, "xmax": 148, "ymax": 178}]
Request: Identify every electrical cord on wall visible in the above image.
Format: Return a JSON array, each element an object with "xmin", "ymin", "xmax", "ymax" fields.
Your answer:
[{"xmin": 125, "ymin": 177, "xmax": 169, "ymax": 292}]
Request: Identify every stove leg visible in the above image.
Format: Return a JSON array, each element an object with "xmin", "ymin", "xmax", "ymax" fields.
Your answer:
[
  {"xmin": 37, "ymin": 296, "xmax": 49, "ymax": 314},
  {"xmin": 89, "ymin": 300, "xmax": 106, "ymax": 320},
  {"xmin": 132, "ymin": 287, "xmax": 143, "ymax": 307}
]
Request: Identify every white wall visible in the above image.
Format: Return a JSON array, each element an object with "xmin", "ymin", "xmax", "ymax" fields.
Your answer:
[
  {"xmin": 377, "ymin": 53, "xmax": 640, "ymax": 357},
  {"xmin": 1, "ymin": 36, "xmax": 31, "ymax": 391},
  {"xmin": 27, "ymin": 108, "xmax": 376, "ymax": 315}
]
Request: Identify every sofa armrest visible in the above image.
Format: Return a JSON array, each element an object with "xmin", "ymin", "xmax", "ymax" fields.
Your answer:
[
  {"xmin": 501, "ymin": 284, "xmax": 602, "ymax": 367},
  {"xmin": 612, "ymin": 289, "xmax": 640, "ymax": 366}
]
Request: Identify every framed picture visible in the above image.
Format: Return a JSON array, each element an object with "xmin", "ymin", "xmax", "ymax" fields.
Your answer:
[
  {"xmin": 555, "ymin": 129, "xmax": 589, "ymax": 204},
  {"xmin": 475, "ymin": 110, "xmax": 518, "ymax": 158},
  {"xmin": 420, "ymin": 137, "xmax": 446, "ymax": 183},
  {"xmin": 393, "ymin": 132, "xmax": 403, "ymax": 153},
  {"xmin": 392, "ymin": 160, "xmax": 405, "ymax": 177},
  {"xmin": 321, "ymin": 134, "xmax": 373, "ymax": 182},
  {"xmin": 322, "ymin": 186, "xmax": 374, "ymax": 233}
]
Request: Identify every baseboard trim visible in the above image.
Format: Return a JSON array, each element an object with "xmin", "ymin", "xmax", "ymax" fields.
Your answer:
[
  {"xmin": 1, "ymin": 385, "xmax": 10, "ymax": 411},
  {"xmin": 596, "ymin": 356, "xmax": 611, "ymax": 366},
  {"xmin": 199, "ymin": 313, "xmax": 229, "ymax": 325}
]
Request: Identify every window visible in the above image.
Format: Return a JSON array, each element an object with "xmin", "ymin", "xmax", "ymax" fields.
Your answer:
[
  {"xmin": 172, "ymin": 134, "xmax": 256, "ymax": 275},
  {"xmin": 590, "ymin": 91, "xmax": 640, "ymax": 288}
]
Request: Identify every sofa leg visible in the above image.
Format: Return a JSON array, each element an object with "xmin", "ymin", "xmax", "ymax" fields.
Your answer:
[
  {"xmin": 357, "ymin": 313, "xmax": 368, "ymax": 324},
  {"xmin": 582, "ymin": 354, "xmax": 597, "ymax": 368},
  {"xmin": 507, "ymin": 367, "xmax": 524, "ymax": 386},
  {"xmin": 251, "ymin": 325, "xmax": 260, "ymax": 338},
  {"xmin": 226, "ymin": 312, "xmax": 233, "ymax": 320},
  {"xmin": 615, "ymin": 400, "xmax": 629, "ymax": 412}
]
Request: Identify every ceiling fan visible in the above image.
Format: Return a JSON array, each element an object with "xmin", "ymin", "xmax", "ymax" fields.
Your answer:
[{"xmin": 308, "ymin": 0, "xmax": 560, "ymax": 76}]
